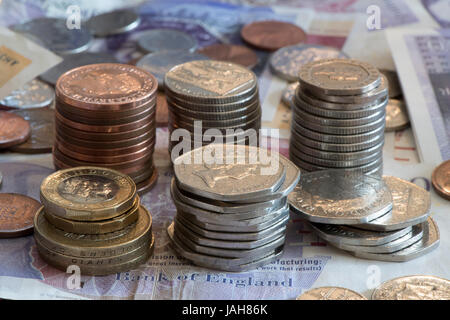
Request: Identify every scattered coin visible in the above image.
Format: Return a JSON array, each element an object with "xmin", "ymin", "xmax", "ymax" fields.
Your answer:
[
  {"xmin": 296, "ymin": 287, "xmax": 367, "ymax": 300},
  {"xmin": 372, "ymin": 275, "xmax": 450, "ymax": 300},
  {"xmin": 385, "ymin": 99, "xmax": 409, "ymax": 132},
  {"xmin": 270, "ymin": 44, "xmax": 348, "ymax": 82},
  {"xmin": 288, "ymin": 170, "xmax": 393, "ymax": 224},
  {"xmin": 11, "ymin": 17, "xmax": 92, "ymax": 54},
  {"xmin": 241, "ymin": 20, "xmax": 306, "ymax": 51},
  {"xmin": 86, "ymin": 9, "xmax": 140, "ymax": 37},
  {"xmin": 198, "ymin": 44, "xmax": 259, "ymax": 69},
  {"xmin": 0, "ymin": 193, "xmax": 42, "ymax": 238},
  {"xmin": 138, "ymin": 29, "xmax": 197, "ymax": 53},
  {"xmin": 0, "ymin": 111, "xmax": 31, "ymax": 149},
  {"xmin": 380, "ymin": 69, "xmax": 402, "ymax": 98},
  {"xmin": 282, "ymin": 82, "xmax": 298, "ymax": 106},
  {"xmin": 9, "ymin": 108, "xmax": 54, "ymax": 154},
  {"xmin": 432, "ymin": 160, "xmax": 450, "ymax": 201},
  {"xmin": 0, "ymin": 79, "xmax": 54, "ymax": 109},
  {"xmin": 136, "ymin": 50, "xmax": 209, "ymax": 89},
  {"xmin": 40, "ymin": 52, "xmax": 118, "ymax": 86}
]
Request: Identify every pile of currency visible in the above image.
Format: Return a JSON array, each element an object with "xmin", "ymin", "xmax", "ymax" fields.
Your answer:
[
  {"xmin": 53, "ymin": 63, "xmax": 158, "ymax": 194},
  {"xmin": 164, "ymin": 60, "xmax": 261, "ymax": 158},
  {"xmin": 167, "ymin": 144, "xmax": 300, "ymax": 271},
  {"xmin": 288, "ymin": 170, "xmax": 439, "ymax": 262},
  {"xmin": 289, "ymin": 59, "xmax": 388, "ymax": 176},
  {"xmin": 35, "ymin": 167, "xmax": 154, "ymax": 276}
]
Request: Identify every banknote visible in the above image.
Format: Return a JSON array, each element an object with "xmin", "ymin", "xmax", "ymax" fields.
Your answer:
[
  {"xmin": 422, "ymin": 0, "xmax": 450, "ymax": 27},
  {"xmin": 386, "ymin": 28, "xmax": 450, "ymax": 164}
]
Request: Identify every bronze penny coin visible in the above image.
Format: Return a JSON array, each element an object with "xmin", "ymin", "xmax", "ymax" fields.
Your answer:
[
  {"xmin": 136, "ymin": 167, "xmax": 158, "ymax": 195},
  {"xmin": 241, "ymin": 20, "xmax": 306, "ymax": 51},
  {"xmin": 0, "ymin": 111, "xmax": 31, "ymax": 149},
  {"xmin": 9, "ymin": 108, "xmax": 54, "ymax": 154},
  {"xmin": 0, "ymin": 193, "xmax": 42, "ymax": 238},
  {"xmin": 55, "ymin": 63, "xmax": 158, "ymax": 111},
  {"xmin": 197, "ymin": 44, "xmax": 259, "ymax": 69},
  {"xmin": 156, "ymin": 92, "xmax": 168, "ymax": 127},
  {"xmin": 432, "ymin": 160, "xmax": 450, "ymax": 201}
]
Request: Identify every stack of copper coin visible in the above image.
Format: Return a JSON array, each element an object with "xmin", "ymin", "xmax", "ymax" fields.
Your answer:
[
  {"xmin": 35, "ymin": 167, "xmax": 154, "ymax": 276},
  {"xmin": 164, "ymin": 60, "xmax": 261, "ymax": 159},
  {"xmin": 53, "ymin": 63, "xmax": 158, "ymax": 194}
]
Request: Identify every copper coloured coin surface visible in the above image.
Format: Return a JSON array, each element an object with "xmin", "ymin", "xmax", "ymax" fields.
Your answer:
[
  {"xmin": 0, "ymin": 111, "xmax": 31, "ymax": 149},
  {"xmin": 432, "ymin": 160, "xmax": 450, "ymax": 201},
  {"xmin": 0, "ymin": 193, "xmax": 42, "ymax": 238},
  {"xmin": 156, "ymin": 92, "xmax": 169, "ymax": 127},
  {"xmin": 198, "ymin": 44, "xmax": 259, "ymax": 69},
  {"xmin": 241, "ymin": 20, "xmax": 306, "ymax": 51}
]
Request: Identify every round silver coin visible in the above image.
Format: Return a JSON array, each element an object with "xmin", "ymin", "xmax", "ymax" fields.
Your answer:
[
  {"xmin": 298, "ymin": 58, "xmax": 381, "ymax": 96},
  {"xmin": 372, "ymin": 274, "xmax": 450, "ymax": 300},
  {"xmin": 380, "ymin": 69, "xmax": 402, "ymax": 98},
  {"xmin": 296, "ymin": 287, "xmax": 367, "ymax": 300},
  {"xmin": 86, "ymin": 9, "xmax": 140, "ymax": 37},
  {"xmin": 385, "ymin": 99, "xmax": 409, "ymax": 132},
  {"xmin": 270, "ymin": 44, "xmax": 349, "ymax": 82},
  {"xmin": 354, "ymin": 217, "xmax": 440, "ymax": 262},
  {"xmin": 39, "ymin": 52, "xmax": 118, "ymax": 85},
  {"xmin": 288, "ymin": 170, "xmax": 393, "ymax": 224},
  {"xmin": 11, "ymin": 18, "xmax": 92, "ymax": 54},
  {"xmin": 138, "ymin": 29, "xmax": 197, "ymax": 53},
  {"xmin": 0, "ymin": 79, "xmax": 54, "ymax": 109},
  {"xmin": 136, "ymin": 50, "xmax": 208, "ymax": 89},
  {"xmin": 282, "ymin": 82, "xmax": 299, "ymax": 106},
  {"xmin": 357, "ymin": 176, "xmax": 430, "ymax": 231}
]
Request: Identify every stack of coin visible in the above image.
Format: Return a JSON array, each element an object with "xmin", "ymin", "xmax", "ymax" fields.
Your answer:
[
  {"xmin": 164, "ymin": 60, "xmax": 261, "ymax": 159},
  {"xmin": 289, "ymin": 59, "xmax": 388, "ymax": 176},
  {"xmin": 35, "ymin": 167, "xmax": 154, "ymax": 276},
  {"xmin": 167, "ymin": 144, "xmax": 300, "ymax": 271},
  {"xmin": 53, "ymin": 63, "xmax": 158, "ymax": 194},
  {"xmin": 288, "ymin": 170, "xmax": 439, "ymax": 262}
]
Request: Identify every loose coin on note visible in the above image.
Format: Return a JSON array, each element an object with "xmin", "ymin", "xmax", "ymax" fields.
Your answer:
[
  {"xmin": 198, "ymin": 44, "xmax": 259, "ymax": 69},
  {"xmin": 282, "ymin": 82, "xmax": 299, "ymax": 106},
  {"xmin": 138, "ymin": 29, "xmax": 197, "ymax": 53},
  {"xmin": 86, "ymin": 9, "xmax": 140, "ymax": 37},
  {"xmin": 0, "ymin": 79, "xmax": 54, "ymax": 109},
  {"xmin": 385, "ymin": 99, "xmax": 409, "ymax": 132},
  {"xmin": 432, "ymin": 160, "xmax": 450, "ymax": 200},
  {"xmin": 0, "ymin": 112, "xmax": 31, "ymax": 149},
  {"xmin": 380, "ymin": 69, "xmax": 402, "ymax": 98},
  {"xmin": 296, "ymin": 287, "xmax": 367, "ymax": 300},
  {"xmin": 0, "ymin": 193, "xmax": 42, "ymax": 238}
]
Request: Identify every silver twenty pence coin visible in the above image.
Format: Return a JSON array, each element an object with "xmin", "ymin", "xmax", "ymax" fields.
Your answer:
[
  {"xmin": 86, "ymin": 9, "xmax": 140, "ymax": 37},
  {"xmin": 137, "ymin": 29, "xmax": 197, "ymax": 53}
]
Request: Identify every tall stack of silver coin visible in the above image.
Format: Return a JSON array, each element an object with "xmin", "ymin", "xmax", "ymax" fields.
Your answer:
[
  {"xmin": 288, "ymin": 170, "xmax": 440, "ymax": 262},
  {"xmin": 289, "ymin": 59, "xmax": 388, "ymax": 176},
  {"xmin": 167, "ymin": 144, "xmax": 300, "ymax": 271},
  {"xmin": 164, "ymin": 60, "xmax": 261, "ymax": 158}
]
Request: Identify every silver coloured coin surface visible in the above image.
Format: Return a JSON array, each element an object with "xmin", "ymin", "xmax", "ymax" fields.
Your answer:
[
  {"xmin": 298, "ymin": 59, "xmax": 381, "ymax": 96},
  {"xmin": 40, "ymin": 52, "xmax": 118, "ymax": 85},
  {"xmin": 385, "ymin": 99, "xmax": 409, "ymax": 132},
  {"xmin": 0, "ymin": 79, "xmax": 54, "ymax": 109},
  {"xmin": 270, "ymin": 44, "xmax": 348, "ymax": 82},
  {"xmin": 288, "ymin": 170, "xmax": 393, "ymax": 224},
  {"xmin": 296, "ymin": 287, "xmax": 367, "ymax": 300},
  {"xmin": 174, "ymin": 145, "xmax": 286, "ymax": 201},
  {"xmin": 358, "ymin": 176, "xmax": 430, "ymax": 231},
  {"xmin": 11, "ymin": 18, "xmax": 92, "ymax": 54},
  {"xmin": 138, "ymin": 29, "xmax": 197, "ymax": 53},
  {"xmin": 309, "ymin": 222, "xmax": 412, "ymax": 246},
  {"xmin": 354, "ymin": 217, "xmax": 440, "ymax": 262},
  {"xmin": 282, "ymin": 82, "xmax": 299, "ymax": 106},
  {"xmin": 372, "ymin": 274, "xmax": 450, "ymax": 300},
  {"xmin": 137, "ymin": 50, "xmax": 208, "ymax": 89},
  {"xmin": 86, "ymin": 9, "xmax": 140, "ymax": 37},
  {"xmin": 380, "ymin": 69, "xmax": 402, "ymax": 98}
]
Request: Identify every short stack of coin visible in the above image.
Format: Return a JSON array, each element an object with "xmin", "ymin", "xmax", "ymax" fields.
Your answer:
[
  {"xmin": 164, "ymin": 60, "xmax": 261, "ymax": 158},
  {"xmin": 289, "ymin": 59, "xmax": 388, "ymax": 176},
  {"xmin": 167, "ymin": 144, "xmax": 300, "ymax": 271},
  {"xmin": 53, "ymin": 63, "xmax": 158, "ymax": 194},
  {"xmin": 35, "ymin": 167, "xmax": 154, "ymax": 276},
  {"xmin": 288, "ymin": 170, "xmax": 439, "ymax": 262}
]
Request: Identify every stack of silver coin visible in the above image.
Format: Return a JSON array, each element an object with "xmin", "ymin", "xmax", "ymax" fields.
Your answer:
[
  {"xmin": 167, "ymin": 144, "xmax": 300, "ymax": 271},
  {"xmin": 288, "ymin": 170, "xmax": 440, "ymax": 262},
  {"xmin": 164, "ymin": 60, "xmax": 261, "ymax": 158},
  {"xmin": 289, "ymin": 59, "xmax": 388, "ymax": 176}
]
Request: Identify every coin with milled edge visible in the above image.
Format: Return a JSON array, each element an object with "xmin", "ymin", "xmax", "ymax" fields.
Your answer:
[
  {"xmin": 288, "ymin": 170, "xmax": 392, "ymax": 224},
  {"xmin": 385, "ymin": 99, "xmax": 409, "ymax": 132},
  {"xmin": 174, "ymin": 145, "xmax": 286, "ymax": 201},
  {"xmin": 357, "ymin": 176, "xmax": 430, "ymax": 231},
  {"xmin": 353, "ymin": 217, "xmax": 440, "ymax": 262},
  {"xmin": 0, "ymin": 79, "xmax": 54, "ymax": 109},
  {"xmin": 432, "ymin": 160, "xmax": 450, "ymax": 200},
  {"xmin": 86, "ymin": 9, "xmax": 140, "ymax": 37},
  {"xmin": 380, "ymin": 69, "xmax": 402, "ymax": 98},
  {"xmin": 372, "ymin": 274, "xmax": 450, "ymax": 300},
  {"xmin": 40, "ymin": 167, "xmax": 136, "ymax": 221},
  {"xmin": 138, "ymin": 29, "xmax": 197, "ymax": 53},
  {"xmin": 198, "ymin": 44, "xmax": 259, "ymax": 69},
  {"xmin": 270, "ymin": 44, "xmax": 348, "ymax": 82},
  {"xmin": 0, "ymin": 193, "xmax": 42, "ymax": 238},
  {"xmin": 0, "ymin": 112, "xmax": 31, "ymax": 149},
  {"xmin": 296, "ymin": 287, "xmax": 367, "ymax": 300}
]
